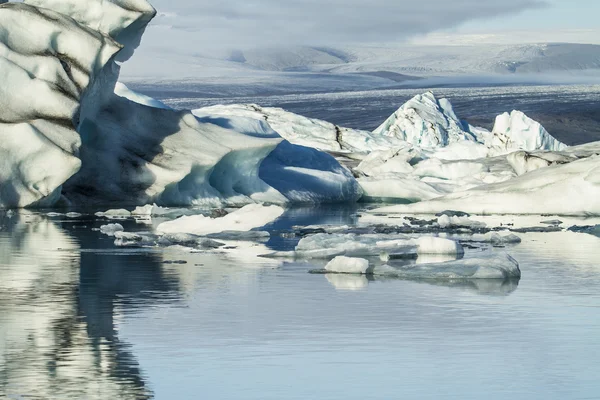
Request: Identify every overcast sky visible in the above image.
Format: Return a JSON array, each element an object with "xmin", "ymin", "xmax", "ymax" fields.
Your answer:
[{"xmin": 142, "ymin": 0, "xmax": 597, "ymax": 52}]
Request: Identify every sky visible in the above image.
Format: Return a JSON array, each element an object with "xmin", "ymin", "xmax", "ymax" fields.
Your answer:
[{"xmin": 143, "ymin": 0, "xmax": 599, "ymax": 52}]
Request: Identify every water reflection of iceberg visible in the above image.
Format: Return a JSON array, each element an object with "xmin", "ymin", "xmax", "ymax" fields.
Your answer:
[
  {"xmin": 0, "ymin": 214, "xmax": 186, "ymax": 399},
  {"xmin": 324, "ymin": 272, "xmax": 520, "ymax": 296}
]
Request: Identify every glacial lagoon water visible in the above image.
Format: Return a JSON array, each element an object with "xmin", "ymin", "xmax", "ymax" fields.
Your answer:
[{"xmin": 1, "ymin": 207, "xmax": 600, "ymax": 400}]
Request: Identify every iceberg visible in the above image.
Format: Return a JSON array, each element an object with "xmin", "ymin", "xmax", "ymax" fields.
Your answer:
[
  {"xmin": 492, "ymin": 111, "xmax": 567, "ymax": 153},
  {"xmin": 373, "ymin": 92, "xmax": 479, "ymax": 148}
]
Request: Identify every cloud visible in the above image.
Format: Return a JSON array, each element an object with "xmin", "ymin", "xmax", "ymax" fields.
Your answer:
[{"xmin": 142, "ymin": 0, "xmax": 547, "ymax": 51}]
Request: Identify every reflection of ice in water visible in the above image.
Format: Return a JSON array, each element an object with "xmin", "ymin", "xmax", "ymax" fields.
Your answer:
[
  {"xmin": 0, "ymin": 215, "xmax": 152, "ymax": 400},
  {"xmin": 326, "ymin": 274, "xmax": 369, "ymax": 291}
]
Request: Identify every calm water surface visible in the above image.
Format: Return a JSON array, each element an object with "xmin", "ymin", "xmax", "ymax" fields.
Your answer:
[{"xmin": 1, "ymin": 207, "xmax": 600, "ymax": 399}]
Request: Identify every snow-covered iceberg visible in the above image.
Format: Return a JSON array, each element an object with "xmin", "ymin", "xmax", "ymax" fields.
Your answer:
[
  {"xmin": 373, "ymin": 92, "xmax": 479, "ymax": 148},
  {"xmin": 492, "ymin": 111, "xmax": 567, "ymax": 153}
]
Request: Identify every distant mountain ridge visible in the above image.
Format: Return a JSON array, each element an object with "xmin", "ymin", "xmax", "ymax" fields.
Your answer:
[{"xmin": 225, "ymin": 43, "xmax": 600, "ymax": 76}]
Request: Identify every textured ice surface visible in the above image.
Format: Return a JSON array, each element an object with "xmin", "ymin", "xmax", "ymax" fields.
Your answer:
[
  {"xmin": 156, "ymin": 204, "xmax": 285, "ymax": 235},
  {"xmin": 416, "ymin": 237, "xmax": 464, "ymax": 255},
  {"xmin": 373, "ymin": 92, "xmax": 478, "ymax": 148},
  {"xmin": 373, "ymin": 254, "xmax": 521, "ymax": 280},
  {"xmin": 194, "ymin": 104, "xmax": 400, "ymax": 154},
  {"xmin": 492, "ymin": 111, "xmax": 567, "ymax": 153},
  {"xmin": 375, "ymin": 155, "xmax": 600, "ymax": 216},
  {"xmin": 324, "ymin": 256, "xmax": 371, "ymax": 274},
  {"xmin": 99, "ymin": 223, "xmax": 125, "ymax": 237}
]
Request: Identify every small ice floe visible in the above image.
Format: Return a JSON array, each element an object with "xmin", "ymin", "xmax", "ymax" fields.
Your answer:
[
  {"xmin": 95, "ymin": 209, "xmax": 132, "ymax": 219},
  {"xmin": 324, "ymin": 256, "xmax": 372, "ymax": 274},
  {"xmin": 540, "ymin": 219, "xmax": 563, "ymax": 226},
  {"xmin": 99, "ymin": 223, "xmax": 124, "ymax": 237},
  {"xmin": 450, "ymin": 232, "xmax": 522, "ymax": 246},
  {"xmin": 374, "ymin": 254, "xmax": 521, "ymax": 280},
  {"xmin": 206, "ymin": 230, "xmax": 270, "ymax": 241},
  {"xmin": 437, "ymin": 215, "xmax": 486, "ymax": 229},
  {"xmin": 66, "ymin": 212, "xmax": 82, "ymax": 218},
  {"xmin": 131, "ymin": 204, "xmax": 173, "ymax": 217},
  {"xmin": 268, "ymin": 233, "xmax": 465, "ymax": 261},
  {"xmin": 313, "ymin": 253, "xmax": 521, "ymax": 280},
  {"xmin": 156, "ymin": 204, "xmax": 285, "ymax": 235},
  {"xmin": 113, "ymin": 231, "xmax": 226, "ymax": 249}
]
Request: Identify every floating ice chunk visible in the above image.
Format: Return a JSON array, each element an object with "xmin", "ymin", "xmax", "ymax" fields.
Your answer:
[
  {"xmin": 95, "ymin": 209, "xmax": 132, "ymax": 219},
  {"xmin": 437, "ymin": 215, "xmax": 486, "ymax": 229},
  {"xmin": 465, "ymin": 232, "xmax": 522, "ymax": 245},
  {"xmin": 416, "ymin": 237, "xmax": 464, "ymax": 255},
  {"xmin": 114, "ymin": 231, "xmax": 156, "ymax": 247},
  {"xmin": 374, "ymin": 254, "xmax": 521, "ymax": 280},
  {"xmin": 156, "ymin": 204, "xmax": 285, "ymax": 235},
  {"xmin": 100, "ymin": 223, "xmax": 124, "ymax": 237},
  {"xmin": 491, "ymin": 111, "xmax": 567, "ymax": 152},
  {"xmin": 324, "ymin": 256, "xmax": 371, "ymax": 274},
  {"xmin": 292, "ymin": 233, "xmax": 416, "ymax": 259},
  {"xmin": 131, "ymin": 204, "xmax": 171, "ymax": 216}
]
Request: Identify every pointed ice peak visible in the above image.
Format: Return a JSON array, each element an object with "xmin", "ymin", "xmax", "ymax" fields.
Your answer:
[
  {"xmin": 373, "ymin": 92, "xmax": 478, "ymax": 148},
  {"xmin": 492, "ymin": 110, "xmax": 567, "ymax": 152}
]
